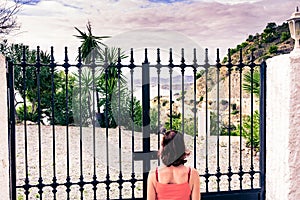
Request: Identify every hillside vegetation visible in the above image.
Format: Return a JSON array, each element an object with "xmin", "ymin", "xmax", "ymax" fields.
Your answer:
[
  {"xmin": 226, "ymin": 22, "xmax": 292, "ymax": 64},
  {"xmin": 186, "ymin": 22, "xmax": 293, "ymax": 103},
  {"xmin": 163, "ymin": 21, "xmax": 293, "ymax": 143}
]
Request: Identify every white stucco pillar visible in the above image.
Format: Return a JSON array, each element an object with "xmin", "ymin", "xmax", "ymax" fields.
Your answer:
[
  {"xmin": 266, "ymin": 53, "xmax": 300, "ymax": 200},
  {"xmin": 0, "ymin": 54, "xmax": 9, "ymax": 199}
]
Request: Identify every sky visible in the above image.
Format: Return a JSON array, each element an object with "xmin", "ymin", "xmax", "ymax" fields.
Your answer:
[{"xmin": 4, "ymin": 0, "xmax": 299, "ymax": 63}]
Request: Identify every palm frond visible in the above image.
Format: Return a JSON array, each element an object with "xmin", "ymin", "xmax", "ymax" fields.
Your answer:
[
  {"xmin": 74, "ymin": 22, "xmax": 111, "ymax": 64},
  {"xmin": 242, "ymin": 70, "xmax": 260, "ymax": 98}
]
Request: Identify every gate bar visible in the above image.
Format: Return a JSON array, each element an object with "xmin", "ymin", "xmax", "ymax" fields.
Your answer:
[
  {"xmin": 142, "ymin": 48, "xmax": 151, "ymax": 198},
  {"xmin": 259, "ymin": 61, "xmax": 267, "ymax": 200},
  {"xmin": 8, "ymin": 59, "xmax": 16, "ymax": 200}
]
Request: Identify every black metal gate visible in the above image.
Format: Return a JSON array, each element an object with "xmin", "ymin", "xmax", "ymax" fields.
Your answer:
[{"xmin": 7, "ymin": 46, "xmax": 266, "ymax": 200}]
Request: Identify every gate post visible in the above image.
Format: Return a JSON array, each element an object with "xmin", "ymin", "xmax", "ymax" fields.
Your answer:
[
  {"xmin": 266, "ymin": 52, "xmax": 300, "ymax": 200},
  {"xmin": 0, "ymin": 54, "xmax": 10, "ymax": 200}
]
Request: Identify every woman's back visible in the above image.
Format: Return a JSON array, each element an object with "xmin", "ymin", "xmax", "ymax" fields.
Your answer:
[
  {"xmin": 155, "ymin": 166, "xmax": 191, "ymax": 200},
  {"xmin": 146, "ymin": 130, "xmax": 200, "ymax": 200},
  {"xmin": 157, "ymin": 165, "xmax": 190, "ymax": 184}
]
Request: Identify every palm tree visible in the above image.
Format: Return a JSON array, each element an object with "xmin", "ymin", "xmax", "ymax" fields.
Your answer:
[
  {"xmin": 240, "ymin": 69, "xmax": 261, "ymax": 150},
  {"xmin": 73, "ymin": 21, "xmax": 110, "ymax": 126},
  {"xmin": 97, "ymin": 47, "xmax": 128, "ymax": 127},
  {"xmin": 73, "ymin": 22, "xmax": 133, "ymax": 128},
  {"xmin": 242, "ymin": 69, "xmax": 260, "ymax": 98},
  {"xmin": 72, "ymin": 67, "xmax": 102, "ymax": 126},
  {"xmin": 74, "ymin": 21, "xmax": 110, "ymax": 64}
]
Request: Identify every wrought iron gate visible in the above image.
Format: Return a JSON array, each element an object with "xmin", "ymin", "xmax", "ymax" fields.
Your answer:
[{"xmin": 7, "ymin": 46, "xmax": 266, "ymax": 200}]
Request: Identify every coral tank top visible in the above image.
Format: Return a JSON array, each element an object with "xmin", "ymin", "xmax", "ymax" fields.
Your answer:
[{"xmin": 155, "ymin": 167, "xmax": 191, "ymax": 200}]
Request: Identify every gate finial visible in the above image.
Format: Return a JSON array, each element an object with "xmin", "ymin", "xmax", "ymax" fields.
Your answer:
[
  {"xmin": 204, "ymin": 48, "xmax": 209, "ymax": 64},
  {"xmin": 143, "ymin": 48, "xmax": 148, "ymax": 64},
  {"xmin": 64, "ymin": 47, "xmax": 69, "ymax": 63},
  {"xmin": 157, "ymin": 48, "xmax": 161, "ymax": 64},
  {"xmin": 193, "ymin": 48, "xmax": 197, "ymax": 66},
  {"xmin": 130, "ymin": 48, "xmax": 134, "ymax": 65},
  {"xmin": 181, "ymin": 48, "xmax": 185, "ymax": 65},
  {"xmin": 169, "ymin": 48, "xmax": 173, "ymax": 66}
]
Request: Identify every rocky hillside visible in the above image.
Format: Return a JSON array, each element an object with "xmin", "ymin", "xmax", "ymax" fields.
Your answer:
[
  {"xmin": 153, "ymin": 22, "xmax": 293, "ymax": 133},
  {"xmin": 227, "ymin": 22, "xmax": 292, "ymax": 64},
  {"xmin": 188, "ymin": 21, "xmax": 293, "ymax": 102},
  {"xmin": 190, "ymin": 22, "xmax": 293, "ymax": 101}
]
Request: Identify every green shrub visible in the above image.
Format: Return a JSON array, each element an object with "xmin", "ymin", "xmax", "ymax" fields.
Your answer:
[
  {"xmin": 15, "ymin": 71, "xmax": 75, "ymax": 126},
  {"xmin": 150, "ymin": 108, "xmax": 159, "ymax": 133},
  {"xmin": 280, "ymin": 32, "xmax": 290, "ymax": 42},
  {"xmin": 220, "ymin": 124, "xmax": 239, "ymax": 136},
  {"xmin": 17, "ymin": 195, "xmax": 24, "ymax": 200},
  {"xmin": 164, "ymin": 113, "xmax": 196, "ymax": 136},
  {"xmin": 196, "ymin": 70, "xmax": 205, "ymax": 79},
  {"xmin": 47, "ymin": 71, "xmax": 75, "ymax": 126},
  {"xmin": 183, "ymin": 117, "xmax": 197, "ymax": 136},
  {"xmin": 269, "ymin": 45, "xmax": 278, "ymax": 54},
  {"xmin": 110, "ymin": 88, "xmax": 143, "ymax": 131},
  {"xmin": 1, "ymin": 41, "xmax": 76, "ymax": 125},
  {"xmin": 127, "ymin": 97, "xmax": 143, "ymax": 131},
  {"xmin": 247, "ymin": 35, "xmax": 254, "ymax": 42},
  {"xmin": 230, "ymin": 48, "xmax": 237, "ymax": 55},
  {"xmin": 165, "ymin": 113, "xmax": 181, "ymax": 131},
  {"xmin": 240, "ymin": 42, "xmax": 248, "ymax": 48},
  {"xmin": 231, "ymin": 110, "xmax": 239, "ymax": 115},
  {"xmin": 16, "ymin": 104, "xmax": 38, "ymax": 122},
  {"xmin": 232, "ymin": 110, "xmax": 260, "ymax": 150},
  {"xmin": 199, "ymin": 96, "xmax": 204, "ymax": 102},
  {"xmin": 249, "ymin": 46, "xmax": 257, "ymax": 52},
  {"xmin": 162, "ymin": 100, "xmax": 168, "ymax": 107},
  {"xmin": 231, "ymin": 103, "xmax": 237, "ymax": 110},
  {"xmin": 262, "ymin": 55, "xmax": 271, "ymax": 60}
]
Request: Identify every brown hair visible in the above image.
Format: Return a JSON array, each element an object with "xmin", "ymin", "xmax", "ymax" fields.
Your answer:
[{"xmin": 159, "ymin": 130, "xmax": 190, "ymax": 167}]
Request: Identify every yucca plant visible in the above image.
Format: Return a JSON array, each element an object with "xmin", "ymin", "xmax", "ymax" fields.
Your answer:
[
  {"xmin": 238, "ymin": 69, "xmax": 261, "ymax": 149},
  {"xmin": 242, "ymin": 69, "xmax": 260, "ymax": 98},
  {"xmin": 74, "ymin": 22, "xmax": 138, "ymax": 128},
  {"xmin": 72, "ymin": 67, "xmax": 102, "ymax": 126},
  {"xmin": 74, "ymin": 21, "xmax": 110, "ymax": 64}
]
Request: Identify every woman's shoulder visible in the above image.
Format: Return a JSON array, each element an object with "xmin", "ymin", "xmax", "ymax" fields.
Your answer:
[
  {"xmin": 148, "ymin": 168, "xmax": 157, "ymax": 177},
  {"xmin": 190, "ymin": 167, "xmax": 199, "ymax": 174},
  {"xmin": 148, "ymin": 167, "xmax": 159, "ymax": 182},
  {"xmin": 189, "ymin": 167, "xmax": 200, "ymax": 183},
  {"xmin": 152, "ymin": 165, "xmax": 198, "ymax": 175}
]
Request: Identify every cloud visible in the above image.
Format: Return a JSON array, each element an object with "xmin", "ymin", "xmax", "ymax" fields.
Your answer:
[
  {"xmin": 5, "ymin": 0, "xmax": 298, "ymax": 62},
  {"xmin": 18, "ymin": 0, "xmax": 41, "ymax": 5},
  {"xmin": 18, "ymin": 0, "xmax": 84, "ymax": 16},
  {"xmin": 209, "ymin": 0, "xmax": 261, "ymax": 4},
  {"xmin": 148, "ymin": 0, "xmax": 187, "ymax": 3}
]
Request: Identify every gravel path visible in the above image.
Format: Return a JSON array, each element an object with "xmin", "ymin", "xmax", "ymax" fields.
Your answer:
[{"xmin": 15, "ymin": 124, "xmax": 260, "ymax": 199}]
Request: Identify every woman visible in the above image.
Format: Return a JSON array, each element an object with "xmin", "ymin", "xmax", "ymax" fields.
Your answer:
[{"xmin": 147, "ymin": 130, "xmax": 201, "ymax": 200}]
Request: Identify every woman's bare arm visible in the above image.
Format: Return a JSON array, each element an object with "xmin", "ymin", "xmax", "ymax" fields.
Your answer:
[
  {"xmin": 147, "ymin": 171, "xmax": 156, "ymax": 200},
  {"xmin": 190, "ymin": 168, "xmax": 201, "ymax": 200}
]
